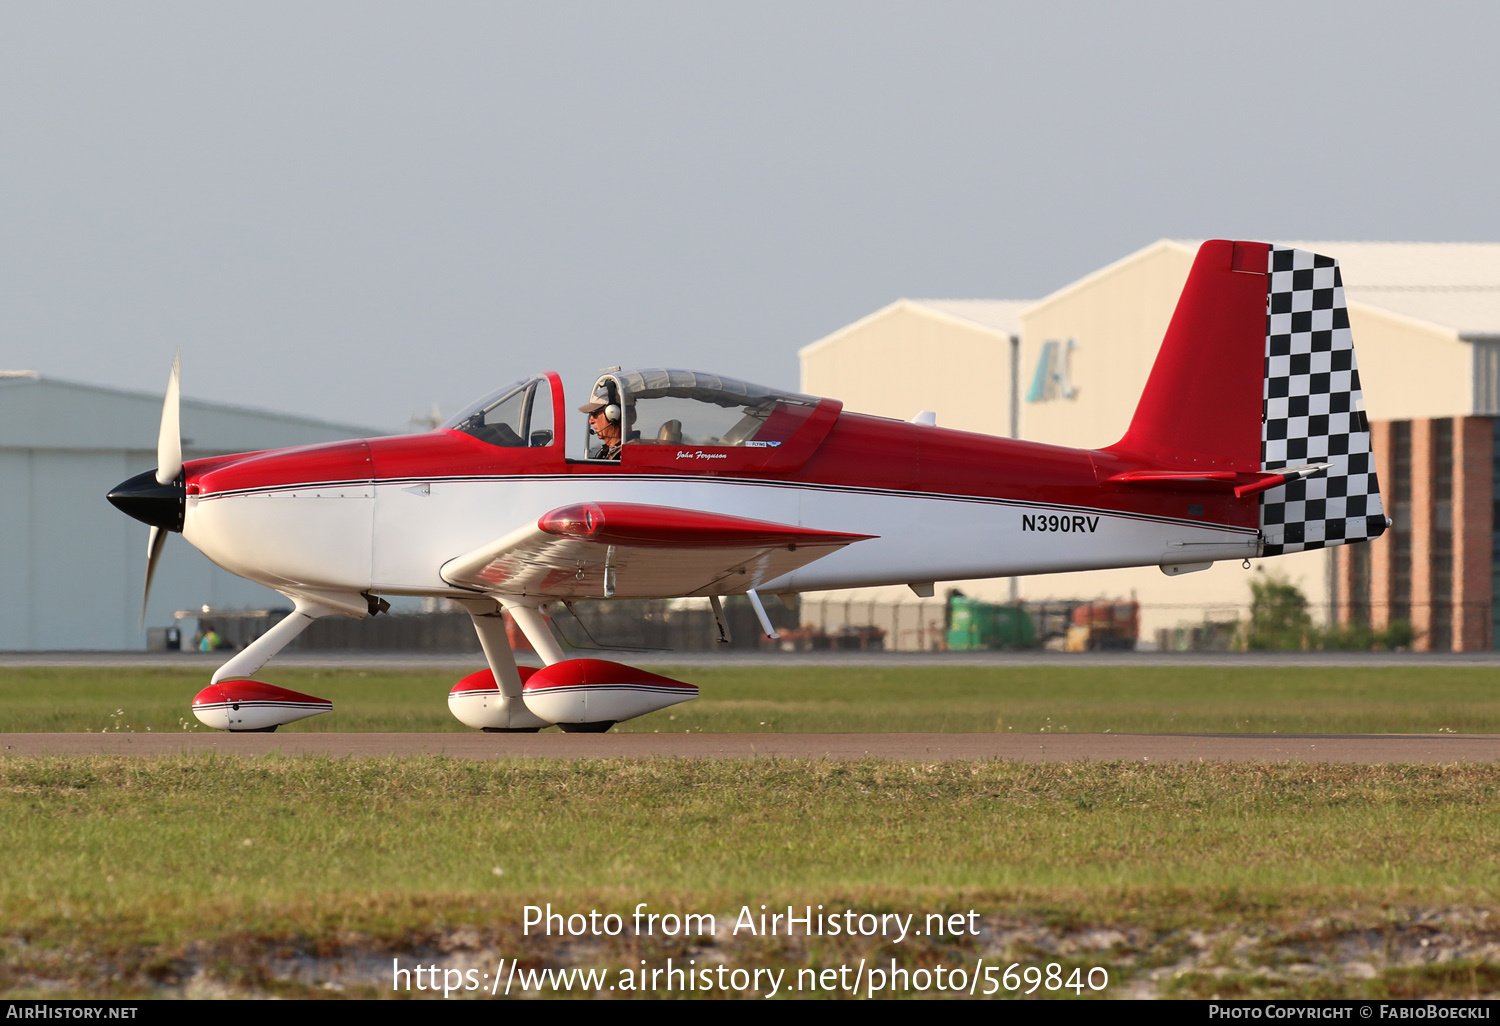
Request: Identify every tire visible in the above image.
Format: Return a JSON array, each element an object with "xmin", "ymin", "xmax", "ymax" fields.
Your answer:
[
  {"xmin": 558, "ymin": 721, "xmax": 616, "ymax": 734},
  {"xmin": 481, "ymin": 727, "xmax": 543, "ymax": 733}
]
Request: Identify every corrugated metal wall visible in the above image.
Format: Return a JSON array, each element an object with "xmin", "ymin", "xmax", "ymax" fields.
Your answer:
[{"xmin": 1, "ymin": 377, "xmax": 377, "ymax": 650}]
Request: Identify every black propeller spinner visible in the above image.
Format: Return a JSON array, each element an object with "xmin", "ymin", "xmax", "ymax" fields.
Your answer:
[{"xmin": 107, "ymin": 470, "xmax": 185, "ymax": 533}]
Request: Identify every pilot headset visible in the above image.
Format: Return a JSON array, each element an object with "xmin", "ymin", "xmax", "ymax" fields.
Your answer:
[{"xmin": 602, "ymin": 403, "xmax": 621, "ymax": 424}]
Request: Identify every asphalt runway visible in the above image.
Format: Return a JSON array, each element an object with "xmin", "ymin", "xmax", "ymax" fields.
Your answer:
[{"xmin": 4, "ymin": 731, "xmax": 1498, "ymax": 763}]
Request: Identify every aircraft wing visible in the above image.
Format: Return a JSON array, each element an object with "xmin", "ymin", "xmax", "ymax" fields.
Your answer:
[{"xmin": 439, "ymin": 501, "xmax": 875, "ymax": 600}]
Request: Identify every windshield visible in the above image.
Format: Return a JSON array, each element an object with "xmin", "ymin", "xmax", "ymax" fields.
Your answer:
[{"xmin": 444, "ymin": 376, "xmax": 556, "ymax": 448}]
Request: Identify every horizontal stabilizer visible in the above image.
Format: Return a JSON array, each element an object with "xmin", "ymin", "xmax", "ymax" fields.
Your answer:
[
  {"xmin": 1233, "ymin": 462, "xmax": 1331, "ymax": 499},
  {"xmin": 1107, "ymin": 469, "xmax": 1239, "ymax": 489},
  {"xmin": 1107, "ymin": 463, "xmax": 1332, "ymax": 498}
]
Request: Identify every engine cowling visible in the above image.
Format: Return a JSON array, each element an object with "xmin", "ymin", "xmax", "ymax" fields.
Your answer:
[
  {"xmin": 521, "ymin": 659, "xmax": 698, "ymax": 730},
  {"xmin": 192, "ymin": 679, "xmax": 332, "ymax": 732}
]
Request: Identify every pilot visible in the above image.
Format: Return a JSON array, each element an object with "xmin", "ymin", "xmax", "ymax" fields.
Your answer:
[{"xmin": 579, "ymin": 395, "xmax": 625, "ymax": 460}]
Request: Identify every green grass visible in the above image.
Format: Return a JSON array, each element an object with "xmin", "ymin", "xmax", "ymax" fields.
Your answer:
[
  {"xmin": 3, "ymin": 664, "xmax": 1499, "ymax": 734},
  {"xmin": 4, "ymin": 757, "xmax": 1500, "ymax": 998},
  {"xmin": 7, "ymin": 664, "xmax": 1500, "ymax": 997},
  {"xmin": 5, "ymin": 757, "xmax": 1496, "ymax": 908}
]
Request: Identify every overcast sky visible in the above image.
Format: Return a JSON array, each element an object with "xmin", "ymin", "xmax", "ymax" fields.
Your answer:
[{"xmin": 3, "ymin": 2, "xmax": 1497, "ymax": 430}]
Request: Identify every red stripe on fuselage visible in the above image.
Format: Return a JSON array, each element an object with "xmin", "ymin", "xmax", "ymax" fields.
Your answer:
[{"xmin": 184, "ymin": 413, "xmax": 1260, "ymax": 530}]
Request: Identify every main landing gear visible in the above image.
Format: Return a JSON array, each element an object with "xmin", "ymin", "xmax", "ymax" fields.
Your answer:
[{"xmin": 447, "ymin": 597, "xmax": 696, "ymax": 732}]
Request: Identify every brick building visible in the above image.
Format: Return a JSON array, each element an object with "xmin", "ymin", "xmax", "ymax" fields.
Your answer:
[{"xmin": 1338, "ymin": 417, "xmax": 1498, "ymax": 650}]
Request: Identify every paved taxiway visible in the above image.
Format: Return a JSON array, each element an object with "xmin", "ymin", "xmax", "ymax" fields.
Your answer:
[
  {"xmin": 4, "ymin": 732, "xmax": 1498, "ymax": 763},
  {"xmin": 7, "ymin": 650, "xmax": 1500, "ymax": 669}
]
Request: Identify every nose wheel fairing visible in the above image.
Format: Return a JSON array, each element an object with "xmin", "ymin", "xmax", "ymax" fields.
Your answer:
[{"xmin": 189, "ymin": 592, "xmax": 367, "ymax": 731}]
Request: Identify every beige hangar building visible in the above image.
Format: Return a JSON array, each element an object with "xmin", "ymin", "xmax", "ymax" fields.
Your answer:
[{"xmin": 799, "ymin": 239, "xmax": 1500, "ymax": 650}]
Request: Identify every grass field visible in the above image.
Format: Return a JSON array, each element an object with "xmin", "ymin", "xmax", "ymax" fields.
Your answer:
[
  {"xmin": 6, "ymin": 663, "xmax": 1500, "ymax": 999},
  {"xmin": 3, "ymin": 662, "xmax": 1500, "ymax": 734},
  {"xmin": 3, "ymin": 756, "xmax": 1500, "ymax": 999}
]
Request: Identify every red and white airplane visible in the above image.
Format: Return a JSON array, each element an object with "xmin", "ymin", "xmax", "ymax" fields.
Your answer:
[{"xmin": 108, "ymin": 240, "xmax": 1386, "ymax": 732}]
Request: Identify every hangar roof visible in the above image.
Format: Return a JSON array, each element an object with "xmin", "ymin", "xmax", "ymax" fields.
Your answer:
[
  {"xmin": 906, "ymin": 299, "xmax": 1032, "ymax": 337},
  {"xmin": 801, "ymin": 239, "xmax": 1500, "ymax": 360},
  {"xmin": 798, "ymin": 298, "xmax": 1033, "ymax": 359},
  {"xmin": 1033, "ymin": 238, "xmax": 1500, "ymax": 339},
  {"xmin": 1278, "ymin": 241, "xmax": 1500, "ymax": 339},
  {"xmin": 0, "ymin": 373, "xmax": 378, "ymax": 452},
  {"xmin": 1110, "ymin": 239, "xmax": 1500, "ymax": 339}
]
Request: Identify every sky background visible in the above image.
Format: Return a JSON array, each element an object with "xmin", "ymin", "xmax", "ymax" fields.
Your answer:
[{"xmin": 3, "ymin": 2, "xmax": 1498, "ymax": 431}]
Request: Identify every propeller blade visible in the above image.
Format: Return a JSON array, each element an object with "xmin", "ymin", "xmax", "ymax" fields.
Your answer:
[
  {"xmin": 155, "ymin": 353, "xmax": 182, "ymax": 485},
  {"xmin": 142, "ymin": 524, "xmax": 167, "ymax": 626}
]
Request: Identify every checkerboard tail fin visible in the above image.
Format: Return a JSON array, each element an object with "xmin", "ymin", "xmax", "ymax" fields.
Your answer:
[{"xmin": 1257, "ymin": 245, "xmax": 1386, "ymax": 556}]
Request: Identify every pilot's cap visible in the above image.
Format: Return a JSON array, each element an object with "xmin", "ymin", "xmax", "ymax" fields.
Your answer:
[{"xmin": 578, "ymin": 379, "xmax": 616, "ymax": 413}]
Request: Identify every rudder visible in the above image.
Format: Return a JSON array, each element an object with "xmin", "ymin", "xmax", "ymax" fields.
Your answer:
[{"xmin": 1259, "ymin": 245, "xmax": 1387, "ymax": 555}]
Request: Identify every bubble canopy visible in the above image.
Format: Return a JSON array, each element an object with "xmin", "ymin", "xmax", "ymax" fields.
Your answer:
[
  {"xmin": 584, "ymin": 369, "xmax": 820, "ymax": 451},
  {"xmin": 445, "ymin": 369, "xmax": 824, "ymax": 455}
]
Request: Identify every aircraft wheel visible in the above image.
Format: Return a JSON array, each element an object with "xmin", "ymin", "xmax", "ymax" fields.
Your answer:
[
  {"xmin": 229, "ymin": 725, "xmax": 278, "ymax": 733},
  {"xmin": 558, "ymin": 721, "xmax": 616, "ymax": 734},
  {"xmin": 482, "ymin": 727, "xmax": 542, "ymax": 733}
]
